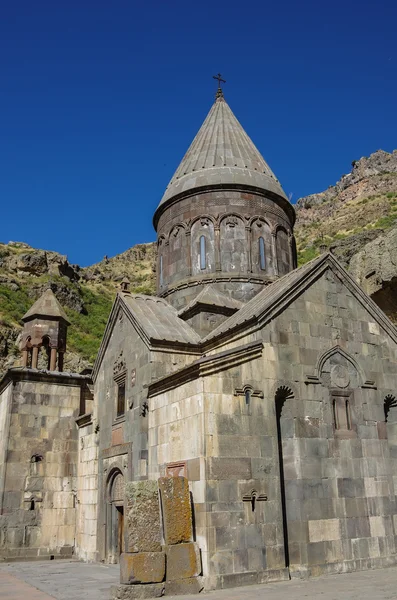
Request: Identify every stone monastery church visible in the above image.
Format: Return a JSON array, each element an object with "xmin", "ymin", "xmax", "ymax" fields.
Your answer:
[{"xmin": 2, "ymin": 83, "xmax": 397, "ymax": 592}]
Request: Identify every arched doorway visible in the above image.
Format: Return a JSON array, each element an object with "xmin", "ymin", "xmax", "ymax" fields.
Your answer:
[{"xmin": 106, "ymin": 469, "xmax": 125, "ymax": 563}]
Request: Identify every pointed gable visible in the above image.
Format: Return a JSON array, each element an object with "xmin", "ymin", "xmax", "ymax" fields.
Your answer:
[
  {"xmin": 22, "ymin": 289, "xmax": 70, "ymax": 324},
  {"xmin": 178, "ymin": 286, "xmax": 244, "ymax": 319},
  {"xmin": 120, "ymin": 293, "xmax": 200, "ymax": 345},
  {"xmin": 202, "ymin": 253, "xmax": 397, "ymax": 347}
]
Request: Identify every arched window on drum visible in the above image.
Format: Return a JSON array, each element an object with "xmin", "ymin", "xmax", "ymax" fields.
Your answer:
[{"xmin": 200, "ymin": 235, "xmax": 206, "ymax": 270}]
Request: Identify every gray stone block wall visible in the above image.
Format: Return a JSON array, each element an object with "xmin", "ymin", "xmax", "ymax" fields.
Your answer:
[
  {"xmin": 147, "ymin": 265, "xmax": 397, "ymax": 589},
  {"xmin": 0, "ymin": 378, "xmax": 82, "ymax": 560}
]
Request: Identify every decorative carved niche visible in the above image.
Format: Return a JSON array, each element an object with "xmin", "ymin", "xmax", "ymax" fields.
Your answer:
[{"xmin": 113, "ymin": 351, "xmax": 126, "ymax": 381}]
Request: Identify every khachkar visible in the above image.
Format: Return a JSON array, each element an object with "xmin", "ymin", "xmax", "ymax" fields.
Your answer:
[{"xmin": 111, "ymin": 477, "xmax": 202, "ymax": 599}]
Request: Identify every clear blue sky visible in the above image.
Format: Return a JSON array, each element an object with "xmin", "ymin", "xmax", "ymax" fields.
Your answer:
[{"xmin": 1, "ymin": 0, "xmax": 396, "ymax": 266}]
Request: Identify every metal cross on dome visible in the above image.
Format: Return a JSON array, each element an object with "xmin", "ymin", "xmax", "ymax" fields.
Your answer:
[{"xmin": 213, "ymin": 73, "xmax": 226, "ymax": 98}]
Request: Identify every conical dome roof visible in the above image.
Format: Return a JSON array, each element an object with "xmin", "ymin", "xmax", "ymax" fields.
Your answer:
[
  {"xmin": 156, "ymin": 93, "xmax": 288, "ymax": 213},
  {"xmin": 22, "ymin": 289, "xmax": 70, "ymax": 324}
]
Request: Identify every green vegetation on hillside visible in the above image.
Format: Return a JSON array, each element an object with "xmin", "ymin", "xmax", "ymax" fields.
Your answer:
[
  {"xmin": 296, "ymin": 191, "xmax": 397, "ymax": 266},
  {"xmin": 66, "ymin": 287, "xmax": 113, "ymax": 362}
]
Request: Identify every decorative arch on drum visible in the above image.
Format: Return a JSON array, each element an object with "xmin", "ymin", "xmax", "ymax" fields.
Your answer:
[
  {"xmin": 167, "ymin": 222, "xmax": 189, "ymax": 284},
  {"xmin": 191, "ymin": 216, "xmax": 215, "ymax": 275},
  {"xmin": 251, "ymin": 217, "xmax": 274, "ymax": 275},
  {"xmin": 275, "ymin": 225, "xmax": 290, "ymax": 276},
  {"xmin": 219, "ymin": 213, "xmax": 247, "ymax": 273}
]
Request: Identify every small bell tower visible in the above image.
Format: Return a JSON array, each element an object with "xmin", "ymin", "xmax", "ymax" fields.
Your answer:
[{"xmin": 20, "ymin": 289, "xmax": 70, "ymax": 372}]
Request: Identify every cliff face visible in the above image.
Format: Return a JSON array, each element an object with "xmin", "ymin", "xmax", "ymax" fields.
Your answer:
[
  {"xmin": 294, "ymin": 149, "xmax": 397, "ymax": 323},
  {"xmin": 0, "ymin": 241, "xmax": 156, "ymax": 375}
]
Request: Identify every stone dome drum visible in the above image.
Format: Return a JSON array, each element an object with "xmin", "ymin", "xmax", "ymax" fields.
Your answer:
[{"xmin": 153, "ymin": 91, "xmax": 296, "ymax": 310}]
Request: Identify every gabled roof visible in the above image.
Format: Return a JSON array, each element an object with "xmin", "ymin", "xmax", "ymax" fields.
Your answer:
[
  {"xmin": 202, "ymin": 253, "xmax": 397, "ymax": 347},
  {"xmin": 178, "ymin": 285, "xmax": 243, "ymax": 319},
  {"xmin": 22, "ymin": 289, "xmax": 70, "ymax": 324},
  {"xmin": 120, "ymin": 293, "xmax": 201, "ymax": 345},
  {"xmin": 92, "ymin": 254, "xmax": 397, "ymax": 383},
  {"xmin": 92, "ymin": 292, "xmax": 201, "ymax": 381},
  {"xmin": 155, "ymin": 94, "xmax": 289, "ymax": 218}
]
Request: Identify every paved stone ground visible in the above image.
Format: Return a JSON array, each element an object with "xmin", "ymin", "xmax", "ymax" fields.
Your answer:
[{"xmin": 1, "ymin": 561, "xmax": 397, "ymax": 600}]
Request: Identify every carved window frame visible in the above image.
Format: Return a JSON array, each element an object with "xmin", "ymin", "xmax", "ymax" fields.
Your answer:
[
  {"xmin": 113, "ymin": 352, "xmax": 127, "ymax": 422},
  {"xmin": 330, "ymin": 389, "xmax": 356, "ymax": 439}
]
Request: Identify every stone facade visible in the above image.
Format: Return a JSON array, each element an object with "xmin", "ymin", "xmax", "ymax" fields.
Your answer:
[
  {"xmin": 144, "ymin": 259, "xmax": 397, "ymax": 587},
  {"xmin": 0, "ymin": 369, "xmax": 92, "ymax": 560}
]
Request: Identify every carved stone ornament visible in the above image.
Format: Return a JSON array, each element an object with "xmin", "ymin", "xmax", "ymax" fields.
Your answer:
[
  {"xmin": 225, "ymin": 216, "xmax": 238, "ymax": 228},
  {"xmin": 331, "ymin": 364, "xmax": 350, "ymax": 388},
  {"xmin": 242, "ymin": 489, "xmax": 268, "ymax": 512},
  {"xmin": 118, "ymin": 310, "xmax": 123, "ymax": 325},
  {"xmin": 140, "ymin": 400, "xmax": 149, "ymax": 417},
  {"xmin": 234, "ymin": 386, "xmax": 264, "ymax": 399},
  {"xmin": 200, "ymin": 218, "xmax": 210, "ymax": 227},
  {"xmin": 172, "ymin": 226, "xmax": 181, "ymax": 237},
  {"xmin": 113, "ymin": 351, "xmax": 126, "ymax": 379}
]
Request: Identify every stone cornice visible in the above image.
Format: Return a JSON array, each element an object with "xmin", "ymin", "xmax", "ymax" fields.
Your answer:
[
  {"xmin": 147, "ymin": 340, "xmax": 263, "ymax": 397},
  {"xmin": 75, "ymin": 413, "xmax": 93, "ymax": 428},
  {"xmin": 159, "ymin": 273, "xmax": 276, "ymax": 300},
  {"xmin": 0, "ymin": 367, "xmax": 91, "ymax": 395},
  {"xmin": 153, "ymin": 183, "xmax": 295, "ymax": 230}
]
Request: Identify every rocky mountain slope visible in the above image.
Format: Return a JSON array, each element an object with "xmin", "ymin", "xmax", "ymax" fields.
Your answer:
[
  {"xmin": 1, "ymin": 149, "xmax": 397, "ymax": 376},
  {"xmin": 295, "ymin": 150, "xmax": 397, "ymax": 321},
  {"xmin": 0, "ymin": 241, "xmax": 156, "ymax": 374}
]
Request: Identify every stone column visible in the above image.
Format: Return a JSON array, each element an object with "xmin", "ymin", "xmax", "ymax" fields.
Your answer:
[
  {"xmin": 272, "ymin": 232, "xmax": 279, "ymax": 276},
  {"xmin": 31, "ymin": 346, "xmax": 39, "ymax": 369},
  {"xmin": 21, "ymin": 350, "xmax": 28, "ymax": 367},
  {"xmin": 49, "ymin": 347, "xmax": 57, "ymax": 371},
  {"xmin": 246, "ymin": 225, "xmax": 252, "ymax": 272},
  {"xmin": 186, "ymin": 230, "xmax": 192, "ymax": 277},
  {"xmin": 215, "ymin": 226, "xmax": 221, "ymax": 271}
]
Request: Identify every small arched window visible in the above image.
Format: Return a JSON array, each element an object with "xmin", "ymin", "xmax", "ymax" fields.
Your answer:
[
  {"xmin": 200, "ymin": 236, "xmax": 206, "ymax": 270},
  {"xmin": 259, "ymin": 237, "xmax": 266, "ymax": 270},
  {"xmin": 244, "ymin": 388, "xmax": 252, "ymax": 406}
]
